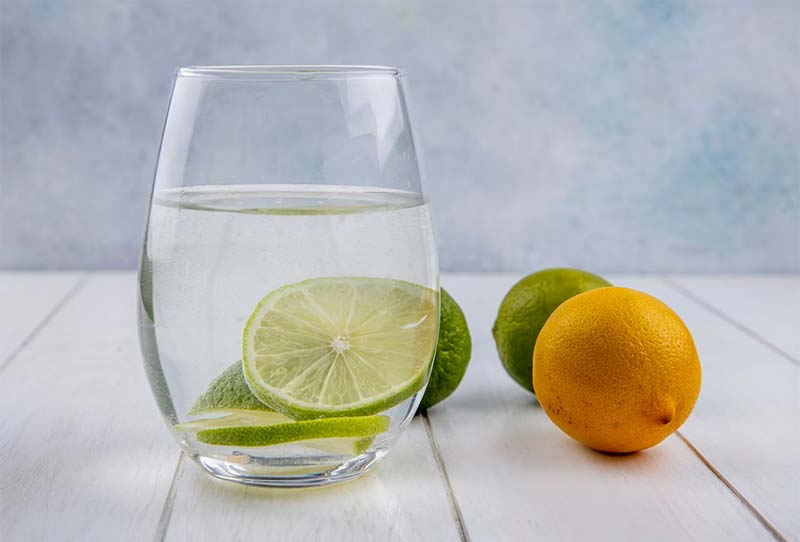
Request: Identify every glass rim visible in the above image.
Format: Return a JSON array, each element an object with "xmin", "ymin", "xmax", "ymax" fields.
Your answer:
[{"xmin": 177, "ymin": 65, "xmax": 405, "ymax": 80}]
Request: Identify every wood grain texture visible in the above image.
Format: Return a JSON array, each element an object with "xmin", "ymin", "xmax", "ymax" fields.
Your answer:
[
  {"xmin": 621, "ymin": 276, "xmax": 799, "ymax": 541},
  {"xmin": 1, "ymin": 273, "xmax": 797, "ymax": 542},
  {"xmin": 667, "ymin": 275, "xmax": 800, "ymax": 362},
  {"xmin": 164, "ymin": 419, "xmax": 462, "ymax": 542},
  {"xmin": 427, "ymin": 274, "xmax": 772, "ymax": 542},
  {"xmin": 0, "ymin": 273, "xmax": 179, "ymax": 541},
  {"xmin": 0, "ymin": 272, "xmax": 84, "ymax": 366}
]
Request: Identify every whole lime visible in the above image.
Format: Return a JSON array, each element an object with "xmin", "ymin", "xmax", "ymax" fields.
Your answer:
[
  {"xmin": 492, "ymin": 268, "xmax": 610, "ymax": 394},
  {"xmin": 420, "ymin": 288, "xmax": 472, "ymax": 410}
]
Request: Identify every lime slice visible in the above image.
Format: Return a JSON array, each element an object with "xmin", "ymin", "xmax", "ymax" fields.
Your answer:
[
  {"xmin": 176, "ymin": 408, "xmax": 289, "ymax": 432},
  {"xmin": 195, "ymin": 415, "xmax": 389, "ymax": 448},
  {"xmin": 178, "ymin": 362, "xmax": 386, "ymax": 454},
  {"xmin": 242, "ymin": 277, "xmax": 438, "ymax": 419},
  {"xmin": 303, "ymin": 436, "xmax": 376, "ymax": 456},
  {"xmin": 177, "ymin": 409, "xmax": 383, "ymax": 454}
]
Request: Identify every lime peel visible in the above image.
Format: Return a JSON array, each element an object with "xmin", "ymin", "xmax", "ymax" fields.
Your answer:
[
  {"xmin": 189, "ymin": 362, "xmax": 271, "ymax": 414},
  {"xmin": 419, "ymin": 288, "xmax": 472, "ymax": 410}
]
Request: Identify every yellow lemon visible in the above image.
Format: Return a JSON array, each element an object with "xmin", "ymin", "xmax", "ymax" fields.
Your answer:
[{"xmin": 533, "ymin": 287, "xmax": 701, "ymax": 453}]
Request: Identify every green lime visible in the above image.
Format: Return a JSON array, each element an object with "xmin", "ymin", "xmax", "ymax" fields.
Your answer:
[
  {"xmin": 189, "ymin": 361, "xmax": 274, "ymax": 414},
  {"xmin": 420, "ymin": 289, "xmax": 471, "ymax": 410},
  {"xmin": 242, "ymin": 277, "xmax": 438, "ymax": 419},
  {"xmin": 492, "ymin": 268, "xmax": 611, "ymax": 393},
  {"xmin": 177, "ymin": 362, "xmax": 385, "ymax": 454},
  {"xmin": 181, "ymin": 361, "xmax": 288, "ymax": 431},
  {"xmin": 196, "ymin": 415, "xmax": 389, "ymax": 448}
]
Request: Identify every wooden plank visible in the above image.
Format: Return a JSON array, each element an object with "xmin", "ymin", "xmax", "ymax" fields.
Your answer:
[
  {"xmin": 0, "ymin": 273, "xmax": 179, "ymax": 541},
  {"xmin": 667, "ymin": 275, "xmax": 800, "ymax": 362},
  {"xmin": 427, "ymin": 274, "xmax": 772, "ymax": 541},
  {"xmin": 621, "ymin": 276, "xmax": 799, "ymax": 540},
  {"xmin": 164, "ymin": 419, "xmax": 462, "ymax": 542},
  {"xmin": 0, "ymin": 272, "xmax": 85, "ymax": 366}
]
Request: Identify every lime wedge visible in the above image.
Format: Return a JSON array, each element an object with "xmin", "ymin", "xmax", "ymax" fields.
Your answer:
[
  {"xmin": 195, "ymin": 415, "xmax": 389, "ymax": 448},
  {"xmin": 178, "ymin": 362, "xmax": 386, "ymax": 454},
  {"xmin": 242, "ymin": 277, "xmax": 438, "ymax": 419}
]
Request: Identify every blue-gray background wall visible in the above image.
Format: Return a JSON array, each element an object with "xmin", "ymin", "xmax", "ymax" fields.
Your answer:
[{"xmin": 2, "ymin": 1, "xmax": 798, "ymax": 272}]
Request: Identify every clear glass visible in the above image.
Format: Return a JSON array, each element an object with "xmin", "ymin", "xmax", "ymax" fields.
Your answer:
[{"xmin": 138, "ymin": 66, "xmax": 439, "ymax": 487}]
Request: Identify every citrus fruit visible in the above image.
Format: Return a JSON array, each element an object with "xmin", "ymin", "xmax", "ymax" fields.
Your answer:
[
  {"xmin": 189, "ymin": 361, "xmax": 274, "ymax": 414},
  {"xmin": 492, "ymin": 268, "xmax": 610, "ymax": 393},
  {"xmin": 195, "ymin": 415, "xmax": 389, "ymax": 448},
  {"xmin": 242, "ymin": 277, "xmax": 438, "ymax": 419},
  {"xmin": 180, "ymin": 361, "xmax": 288, "ymax": 431},
  {"xmin": 177, "ymin": 362, "xmax": 386, "ymax": 454},
  {"xmin": 177, "ymin": 408, "xmax": 288, "ymax": 432},
  {"xmin": 420, "ymin": 288, "xmax": 471, "ymax": 410},
  {"xmin": 533, "ymin": 287, "xmax": 702, "ymax": 453}
]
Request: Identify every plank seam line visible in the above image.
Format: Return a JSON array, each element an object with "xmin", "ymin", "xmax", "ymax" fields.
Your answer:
[
  {"xmin": 154, "ymin": 453, "xmax": 186, "ymax": 542},
  {"xmin": 675, "ymin": 432, "xmax": 787, "ymax": 542},
  {"xmin": 662, "ymin": 276, "xmax": 799, "ymax": 369},
  {"xmin": 421, "ymin": 411, "xmax": 471, "ymax": 542},
  {"xmin": 0, "ymin": 273, "xmax": 90, "ymax": 374}
]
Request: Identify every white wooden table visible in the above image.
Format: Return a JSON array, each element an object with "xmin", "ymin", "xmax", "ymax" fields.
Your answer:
[{"xmin": 1, "ymin": 273, "xmax": 798, "ymax": 542}]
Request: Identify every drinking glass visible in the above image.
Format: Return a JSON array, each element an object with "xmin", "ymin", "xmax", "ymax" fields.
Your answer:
[{"xmin": 138, "ymin": 66, "xmax": 439, "ymax": 487}]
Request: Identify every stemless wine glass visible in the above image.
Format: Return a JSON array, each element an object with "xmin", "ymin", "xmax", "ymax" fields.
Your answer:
[{"xmin": 138, "ymin": 66, "xmax": 439, "ymax": 487}]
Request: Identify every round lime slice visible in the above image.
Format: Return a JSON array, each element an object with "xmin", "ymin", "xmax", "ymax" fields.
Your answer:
[{"xmin": 242, "ymin": 277, "xmax": 438, "ymax": 419}]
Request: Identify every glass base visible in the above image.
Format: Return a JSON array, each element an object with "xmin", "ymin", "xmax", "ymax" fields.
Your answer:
[{"xmin": 192, "ymin": 449, "xmax": 386, "ymax": 488}]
